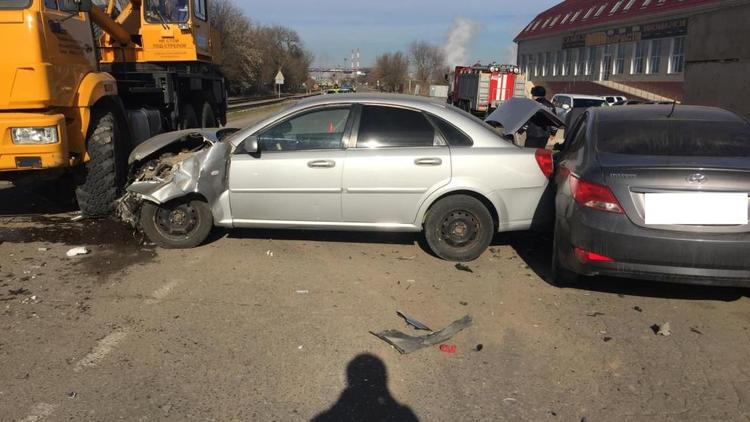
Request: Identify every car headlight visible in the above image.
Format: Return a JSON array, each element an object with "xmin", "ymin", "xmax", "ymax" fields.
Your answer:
[{"xmin": 11, "ymin": 127, "xmax": 58, "ymax": 145}]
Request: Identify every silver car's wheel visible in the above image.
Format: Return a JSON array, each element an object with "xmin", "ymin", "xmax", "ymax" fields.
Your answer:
[
  {"xmin": 141, "ymin": 199, "xmax": 213, "ymax": 249},
  {"xmin": 425, "ymin": 195, "xmax": 494, "ymax": 262}
]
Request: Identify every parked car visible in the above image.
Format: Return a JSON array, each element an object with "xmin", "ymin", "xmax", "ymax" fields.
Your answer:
[
  {"xmin": 603, "ymin": 95, "xmax": 627, "ymax": 106},
  {"xmin": 613, "ymin": 99, "xmax": 654, "ymax": 105},
  {"xmin": 550, "ymin": 105, "xmax": 750, "ymax": 286},
  {"xmin": 551, "ymin": 94, "xmax": 606, "ymax": 120},
  {"xmin": 120, "ymin": 94, "xmax": 554, "ymax": 261}
]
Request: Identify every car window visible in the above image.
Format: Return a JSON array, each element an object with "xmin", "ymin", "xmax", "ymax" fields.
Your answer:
[
  {"xmin": 566, "ymin": 114, "xmax": 588, "ymax": 153},
  {"xmin": 258, "ymin": 107, "xmax": 351, "ymax": 151},
  {"xmin": 597, "ymin": 119, "xmax": 750, "ymax": 157},
  {"xmin": 573, "ymin": 98, "xmax": 605, "ymax": 108},
  {"xmin": 357, "ymin": 105, "xmax": 436, "ymax": 148},
  {"xmin": 427, "ymin": 115, "xmax": 473, "ymax": 147},
  {"xmin": 562, "ymin": 97, "xmax": 573, "ymax": 106}
]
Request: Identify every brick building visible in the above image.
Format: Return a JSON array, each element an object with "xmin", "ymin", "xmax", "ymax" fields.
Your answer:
[{"xmin": 514, "ymin": 0, "xmax": 750, "ymax": 107}]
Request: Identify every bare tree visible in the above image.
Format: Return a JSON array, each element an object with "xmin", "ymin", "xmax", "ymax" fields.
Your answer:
[
  {"xmin": 368, "ymin": 52, "xmax": 409, "ymax": 93},
  {"xmin": 409, "ymin": 41, "xmax": 447, "ymax": 94}
]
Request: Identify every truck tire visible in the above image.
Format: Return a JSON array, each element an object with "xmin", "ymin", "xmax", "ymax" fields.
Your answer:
[
  {"xmin": 75, "ymin": 109, "xmax": 124, "ymax": 216},
  {"xmin": 424, "ymin": 195, "xmax": 494, "ymax": 262},
  {"xmin": 140, "ymin": 198, "xmax": 213, "ymax": 249},
  {"xmin": 199, "ymin": 102, "xmax": 217, "ymax": 128},
  {"xmin": 179, "ymin": 103, "xmax": 199, "ymax": 129}
]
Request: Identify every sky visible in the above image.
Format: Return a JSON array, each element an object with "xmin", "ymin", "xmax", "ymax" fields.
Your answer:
[{"xmin": 237, "ymin": 0, "xmax": 560, "ymax": 68}]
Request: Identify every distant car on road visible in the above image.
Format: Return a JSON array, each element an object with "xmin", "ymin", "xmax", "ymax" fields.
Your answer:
[
  {"xmin": 613, "ymin": 99, "xmax": 654, "ymax": 105},
  {"xmin": 121, "ymin": 94, "xmax": 554, "ymax": 261},
  {"xmin": 551, "ymin": 94, "xmax": 606, "ymax": 120},
  {"xmin": 603, "ymin": 95, "xmax": 627, "ymax": 106},
  {"xmin": 550, "ymin": 105, "xmax": 750, "ymax": 286}
]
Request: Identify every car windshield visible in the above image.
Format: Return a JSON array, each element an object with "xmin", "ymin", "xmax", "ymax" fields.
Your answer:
[
  {"xmin": 574, "ymin": 98, "xmax": 605, "ymax": 108},
  {"xmin": 597, "ymin": 119, "xmax": 750, "ymax": 157},
  {"xmin": 144, "ymin": 0, "xmax": 188, "ymax": 23},
  {"xmin": 0, "ymin": 0, "xmax": 30, "ymax": 8}
]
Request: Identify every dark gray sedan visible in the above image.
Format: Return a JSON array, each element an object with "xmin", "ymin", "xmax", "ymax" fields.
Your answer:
[{"xmin": 551, "ymin": 105, "xmax": 750, "ymax": 286}]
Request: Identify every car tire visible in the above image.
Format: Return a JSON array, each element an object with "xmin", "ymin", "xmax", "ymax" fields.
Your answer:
[
  {"xmin": 424, "ymin": 195, "xmax": 494, "ymax": 262},
  {"xmin": 179, "ymin": 103, "xmax": 199, "ymax": 129},
  {"xmin": 140, "ymin": 198, "xmax": 213, "ymax": 249},
  {"xmin": 550, "ymin": 222, "xmax": 579, "ymax": 286}
]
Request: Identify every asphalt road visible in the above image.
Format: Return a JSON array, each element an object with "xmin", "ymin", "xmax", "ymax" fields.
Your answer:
[{"xmin": 1, "ymin": 105, "xmax": 750, "ymax": 422}]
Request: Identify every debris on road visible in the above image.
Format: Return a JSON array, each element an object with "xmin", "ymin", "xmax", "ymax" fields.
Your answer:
[
  {"xmin": 397, "ymin": 256, "xmax": 416, "ymax": 261},
  {"xmin": 67, "ymin": 392, "xmax": 77, "ymax": 399},
  {"xmin": 651, "ymin": 322, "xmax": 672, "ymax": 336},
  {"xmin": 295, "ymin": 290, "xmax": 309, "ymax": 294},
  {"xmin": 455, "ymin": 263, "xmax": 473, "ymax": 273},
  {"xmin": 690, "ymin": 327, "xmax": 703, "ymax": 335},
  {"xmin": 475, "ymin": 344, "xmax": 484, "ymax": 352},
  {"xmin": 603, "ymin": 336, "xmax": 613, "ymax": 342},
  {"xmin": 586, "ymin": 312, "xmax": 605, "ymax": 317},
  {"xmin": 266, "ymin": 250, "xmax": 274, "ymax": 257},
  {"xmin": 439, "ymin": 344, "xmax": 457, "ymax": 354},
  {"xmin": 633, "ymin": 306, "xmax": 643, "ymax": 312},
  {"xmin": 8, "ymin": 288, "xmax": 30, "ymax": 296},
  {"xmin": 66, "ymin": 247, "xmax": 90, "ymax": 257},
  {"xmin": 371, "ymin": 315, "xmax": 473, "ymax": 354},
  {"xmin": 37, "ymin": 247, "xmax": 49, "ymax": 252},
  {"xmin": 396, "ymin": 310, "xmax": 432, "ymax": 331},
  {"xmin": 459, "ymin": 301, "xmax": 468, "ymax": 306}
]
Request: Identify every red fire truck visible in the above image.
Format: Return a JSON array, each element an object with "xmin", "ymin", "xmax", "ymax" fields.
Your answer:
[{"xmin": 448, "ymin": 63, "xmax": 521, "ymax": 116}]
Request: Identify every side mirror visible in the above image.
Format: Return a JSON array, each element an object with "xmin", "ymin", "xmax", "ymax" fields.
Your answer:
[
  {"xmin": 243, "ymin": 135, "xmax": 259, "ymax": 154},
  {"xmin": 77, "ymin": 0, "xmax": 93, "ymax": 12},
  {"xmin": 561, "ymin": 104, "xmax": 571, "ymax": 110}
]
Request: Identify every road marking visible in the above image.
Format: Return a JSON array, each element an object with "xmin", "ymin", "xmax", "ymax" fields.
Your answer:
[
  {"xmin": 18, "ymin": 402, "xmax": 58, "ymax": 422},
  {"xmin": 73, "ymin": 329, "xmax": 129, "ymax": 372},
  {"xmin": 145, "ymin": 279, "xmax": 183, "ymax": 304}
]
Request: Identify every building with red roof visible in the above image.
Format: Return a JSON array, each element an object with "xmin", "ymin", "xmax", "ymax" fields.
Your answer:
[{"xmin": 514, "ymin": 0, "xmax": 749, "ymax": 109}]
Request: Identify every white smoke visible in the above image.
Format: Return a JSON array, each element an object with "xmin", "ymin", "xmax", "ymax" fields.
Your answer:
[{"xmin": 443, "ymin": 17, "xmax": 482, "ymax": 68}]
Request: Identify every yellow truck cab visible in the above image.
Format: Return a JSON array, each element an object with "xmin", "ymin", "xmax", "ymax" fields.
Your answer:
[{"xmin": 0, "ymin": 0, "xmax": 226, "ymax": 215}]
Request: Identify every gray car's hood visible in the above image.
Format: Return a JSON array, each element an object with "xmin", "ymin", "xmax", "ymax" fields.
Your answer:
[
  {"xmin": 485, "ymin": 98, "xmax": 565, "ymax": 136},
  {"xmin": 128, "ymin": 128, "xmax": 239, "ymax": 165}
]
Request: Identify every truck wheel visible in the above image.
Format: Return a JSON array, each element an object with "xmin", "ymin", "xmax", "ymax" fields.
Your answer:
[
  {"xmin": 179, "ymin": 104, "xmax": 199, "ymax": 129},
  {"xmin": 199, "ymin": 102, "xmax": 217, "ymax": 128},
  {"xmin": 140, "ymin": 198, "xmax": 213, "ymax": 249},
  {"xmin": 75, "ymin": 109, "xmax": 124, "ymax": 216},
  {"xmin": 424, "ymin": 195, "xmax": 494, "ymax": 262}
]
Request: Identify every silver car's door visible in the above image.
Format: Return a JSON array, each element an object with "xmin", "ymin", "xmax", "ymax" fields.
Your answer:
[
  {"xmin": 342, "ymin": 105, "xmax": 451, "ymax": 225},
  {"xmin": 228, "ymin": 106, "xmax": 353, "ymax": 223}
]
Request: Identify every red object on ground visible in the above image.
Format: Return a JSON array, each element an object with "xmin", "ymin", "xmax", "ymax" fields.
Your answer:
[{"xmin": 439, "ymin": 344, "xmax": 457, "ymax": 354}]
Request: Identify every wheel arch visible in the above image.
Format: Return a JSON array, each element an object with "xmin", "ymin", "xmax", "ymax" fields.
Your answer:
[{"xmin": 419, "ymin": 189, "xmax": 501, "ymax": 232}]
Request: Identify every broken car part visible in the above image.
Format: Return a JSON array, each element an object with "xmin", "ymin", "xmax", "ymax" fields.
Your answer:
[
  {"xmin": 396, "ymin": 310, "xmax": 433, "ymax": 331},
  {"xmin": 372, "ymin": 315, "xmax": 473, "ymax": 354}
]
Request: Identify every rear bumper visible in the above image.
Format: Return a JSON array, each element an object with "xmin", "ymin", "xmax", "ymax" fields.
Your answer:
[
  {"xmin": 560, "ymin": 208, "xmax": 750, "ymax": 286},
  {"xmin": 0, "ymin": 112, "xmax": 68, "ymax": 173}
]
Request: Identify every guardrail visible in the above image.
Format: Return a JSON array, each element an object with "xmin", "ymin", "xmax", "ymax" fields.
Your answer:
[{"xmin": 227, "ymin": 92, "xmax": 321, "ymax": 112}]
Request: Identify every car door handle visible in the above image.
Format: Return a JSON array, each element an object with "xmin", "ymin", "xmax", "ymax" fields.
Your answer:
[
  {"xmin": 414, "ymin": 158, "xmax": 442, "ymax": 166},
  {"xmin": 307, "ymin": 160, "xmax": 336, "ymax": 168}
]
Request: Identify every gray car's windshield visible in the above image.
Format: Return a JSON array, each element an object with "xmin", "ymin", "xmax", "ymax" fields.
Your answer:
[
  {"xmin": 144, "ymin": 0, "xmax": 188, "ymax": 23},
  {"xmin": 0, "ymin": 0, "xmax": 30, "ymax": 9},
  {"xmin": 597, "ymin": 120, "xmax": 750, "ymax": 157}
]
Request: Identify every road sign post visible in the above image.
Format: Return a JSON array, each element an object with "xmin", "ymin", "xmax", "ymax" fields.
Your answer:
[{"xmin": 275, "ymin": 70, "xmax": 285, "ymax": 98}]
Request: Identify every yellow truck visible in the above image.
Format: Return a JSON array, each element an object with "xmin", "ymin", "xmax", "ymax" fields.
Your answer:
[{"xmin": 0, "ymin": 0, "xmax": 225, "ymax": 215}]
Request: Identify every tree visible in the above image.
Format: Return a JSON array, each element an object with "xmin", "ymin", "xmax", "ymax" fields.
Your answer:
[
  {"xmin": 409, "ymin": 41, "xmax": 447, "ymax": 95},
  {"xmin": 368, "ymin": 52, "xmax": 409, "ymax": 93}
]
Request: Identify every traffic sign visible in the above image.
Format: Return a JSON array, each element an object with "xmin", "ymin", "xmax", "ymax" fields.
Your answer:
[{"xmin": 275, "ymin": 70, "xmax": 285, "ymax": 85}]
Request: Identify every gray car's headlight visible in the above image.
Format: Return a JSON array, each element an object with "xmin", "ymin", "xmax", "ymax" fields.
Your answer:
[{"xmin": 11, "ymin": 127, "xmax": 58, "ymax": 145}]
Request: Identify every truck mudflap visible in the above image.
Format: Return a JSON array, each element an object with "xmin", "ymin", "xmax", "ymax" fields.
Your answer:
[{"xmin": 117, "ymin": 128, "xmax": 239, "ymax": 226}]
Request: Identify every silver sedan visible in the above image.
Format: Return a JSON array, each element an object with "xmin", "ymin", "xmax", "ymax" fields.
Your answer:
[{"xmin": 120, "ymin": 94, "xmax": 553, "ymax": 261}]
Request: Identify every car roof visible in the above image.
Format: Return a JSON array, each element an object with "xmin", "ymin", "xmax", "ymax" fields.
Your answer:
[
  {"xmin": 591, "ymin": 104, "xmax": 747, "ymax": 123},
  {"xmin": 553, "ymin": 94, "xmax": 605, "ymax": 100},
  {"xmin": 296, "ymin": 93, "xmax": 448, "ymax": 109}
]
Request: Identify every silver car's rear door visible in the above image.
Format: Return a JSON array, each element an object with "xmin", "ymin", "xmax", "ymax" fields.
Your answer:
[
  {"xmin": 228, "ymin": 106, "xmax": 353, "ymax": 224},
  {"xmin": 342, "ymin": 105, "xmax": 451, "ymax": 225}
]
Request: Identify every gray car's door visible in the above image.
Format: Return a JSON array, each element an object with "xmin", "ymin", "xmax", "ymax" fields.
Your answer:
[
  {"xmin": 342, "ymin": 105, "xmax": 451, "ymax": 225},
  {"xmin": 228, "ymin": 106, "xmax": 353, "ymax": 224}
]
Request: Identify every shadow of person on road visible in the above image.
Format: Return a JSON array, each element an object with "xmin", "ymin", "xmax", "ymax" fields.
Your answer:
[{"xmin": 312, "ymin": 354, "xmax": 419, "ymax": 422}]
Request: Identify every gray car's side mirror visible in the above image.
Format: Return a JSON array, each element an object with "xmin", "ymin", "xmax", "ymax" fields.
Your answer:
[
  {"xmin": 243, "ymin": 135, "xmax": 259, "ymax": 154},
  {"xmin": 77, "ymin": 0, "xmax": 93, "ymax": 12},
  {"xmin": 561, "ymin": 104, "xmax": 571, "ymax": 110}
]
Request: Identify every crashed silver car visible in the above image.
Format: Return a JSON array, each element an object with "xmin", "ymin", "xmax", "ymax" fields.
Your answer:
[{"xmin": 119, "ymin": 94, "xmax": 553, "ymax": 261}]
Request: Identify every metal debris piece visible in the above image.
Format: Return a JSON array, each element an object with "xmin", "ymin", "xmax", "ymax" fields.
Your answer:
[
  {"xmin": 633, "ymin": 306, "xmax": 643, "ymax": 312},
  {"xmin": 651, "ymin": 322, "xmax": 672, "ymax": 336},
  {"xmin": 690, "ymin": 327, "xmax": 703, "ymax": 335},
  {"xmin": 396, "ymin": 310, "xmax": 432, "ymax": 331},
  {"xmin": 397, "ymin": 256, "xmax": 416, "ymax": 261},
  {"xmin": 66, "ymin": 247, "xmax": 90, "ymax": 257},
  {"xmin": 586, "ymin": 312, "xmax": 605, "ymax": 317},
  {"xmin": 455, "ymin": 263, "xmax": 473, "ymax": 273},
  {"xmin": 475, "ymin": 344, "xmax": 484, "ymax": 352},
  {"xmin": 372, "ymin": 315, "xmax": 473, "ymax": 354}
]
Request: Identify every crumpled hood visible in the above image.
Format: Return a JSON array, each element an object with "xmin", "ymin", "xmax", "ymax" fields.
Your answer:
[
  {"xmin": 128, "ymin": 128, "xmax": 239, "ymax": 165},
  {"xmin": 485, "ymin": 97, "xmax": 565, "ymax": 136}
]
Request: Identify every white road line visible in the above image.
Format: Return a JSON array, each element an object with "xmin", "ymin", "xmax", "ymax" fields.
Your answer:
[
  {"xmin": 73, "ymin": 329, "xmax": 129, "ymax": 372},
  {"xmin": 18, "ymin": 402, "xmax": 58, "ymax": 422},
  {"xmin": 145, "ymin": 279, "xmax": 183, "ymax": 304}
]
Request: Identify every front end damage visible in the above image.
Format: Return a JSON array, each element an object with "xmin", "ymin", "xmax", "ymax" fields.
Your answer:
[{"xmin": 117, "ymin": 128, "xmax": 239, "ymax": 228}]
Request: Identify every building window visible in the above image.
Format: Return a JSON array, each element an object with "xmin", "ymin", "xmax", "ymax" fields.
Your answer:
[
  {"xmin": 576, "ymin": 47, "xmax": 586, "ymax": 75},
  {"xmin": 530, "ymin": 54, "xmax": 537, "ymax": 76},
  {"xmin": 601, "ymin": 45, "xmax": 613, "ymax": 81},
  {"xmin": 647, "ymin": 39, "xmax": 662, "ymax": 74},
  {"xmin": 594, "ymin": 3, "xmax": 608, "ymax": 17},
  {"xmin": 583, "ymin": 6, "xmax": 596, "ymax": 19},
  {"xmin": 623, "ymin": 0, "xmax": 637, "ymax": 11},
  {"xmin": 545, "ymin": 52, "xmax": 551, "ymax": 76},
  {"xmin": 586, "ymin": 46, "xmax": 596, "ymax": 75},
  {"xmin": 539, "ymin": 53, "xmax": 545, "ymax": 76},
  {"xmin": 562, "ymin": 50, "xmax": 572, "ymax": 76},
  {"xmin": 642, "ymin": 0, "xmax": 652, "ymax": 7},
  {"xmin": 552, "ymin": 52, "xmax": 558, "ymax": 76},
  {"xmin": 669, "ymin": 36, "xmax": 685, "ymax": 73},
  {"xmin": 632, "ymin": 40, "xmax": 647, "ymax": 74},
  {"xmin": 570, "ymin": 10, "xmax": 582, "ymax": 22},
  {"xmin": 557, "ymin": 50, "xmax": 565, "ymax": 76},
  {"xmin": 561, "ymin": 12, "xmax": 571, "ymax": 25},
  {"xmin": 549, "ymin": 15, "xmax": 560, "ymax": 27},
  {"xmin": 614, "ymin": 44, "xmax": 626, "ymax": 74},
  {"xmin": 610, "ymin": 0, "xmax": 623, "ymax": 14}
]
